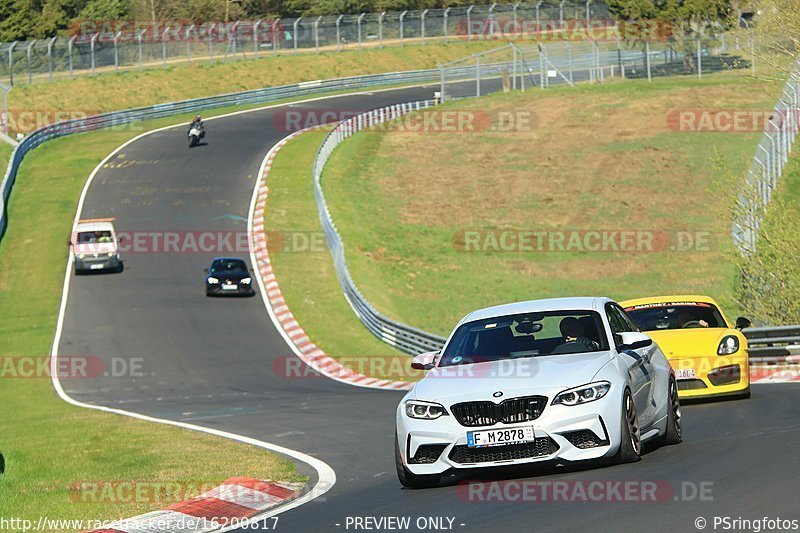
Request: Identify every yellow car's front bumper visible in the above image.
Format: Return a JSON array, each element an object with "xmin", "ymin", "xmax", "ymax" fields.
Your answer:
[{"xmin": 669, "ymin": 354, "xmax": 750, "ymax": 400}]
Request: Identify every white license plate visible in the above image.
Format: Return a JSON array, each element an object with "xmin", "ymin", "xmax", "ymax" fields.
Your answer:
[
  {"xmin": 90, "ymin": 264, "xmax": 104, "ymax": 270},
  {"xmin": 675, "ymin": 368, "xmax": 697, "ymax": 380},
  {"xmin": 221, "ymin": 284, "xmax": 238, "ymax": 290},
  {"xmin": 467, "ymin": 425, "xmax": 535, "ymax": 448}
]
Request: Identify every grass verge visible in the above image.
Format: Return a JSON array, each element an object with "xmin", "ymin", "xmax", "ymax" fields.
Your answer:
[
  {"xmin": 315, "ymin": 70, "xmax": 781, "ymax": 337},
  {"xmin": 0, "ymin": 112, "xmax": 305, "ymax": 526},
  {"xmin": 263, "ymin": 128, "xmax": 409, "ymax": 373}
]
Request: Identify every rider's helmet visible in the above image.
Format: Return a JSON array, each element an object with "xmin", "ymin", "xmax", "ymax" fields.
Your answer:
[{"xmin": 194, "ymin": 114, "xmax": 202, "ymax": 123}]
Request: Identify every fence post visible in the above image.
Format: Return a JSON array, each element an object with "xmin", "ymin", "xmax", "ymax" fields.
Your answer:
[
  {"xmin": 559, "ymin": 0, "xmax": 567, "ymax": 28},
  {"xmin": 90, "ymin": 33, "xmax": 98, "ymax": 73},
  {"xmin": 272, "ymin": 19, "xmax": 280, "ymax": 54},
  {"xmin": 336, "ymin": 15, "xmax": 343, "ymax": 52},
  {"xmin": 751, "ymin": 31, "xmax": 756, "ymax": 77},
  {"xmin": 232, "ymin": 21, "xmax": 240, "ymax": 59},
  {"xmin": 512, "ymin": 46, "xmax": 517, "ymax": 89},
  {"xmin": 585, "ymin": 0, "xmax": 592, "ymax": 27},
  {"xmin": 489, "ymin": 3, "xmax": 497, "ymax": 37},
  {"xmin": 421, "ymin": 9, "xmax": 429, "ymax": 45},
  {"xmin": 696, "ymin": 35, "xmax": 702, "ymax": 79},
  {"xmin": 400, "ymin": 11, "xmax": 407, "ymax": 46},
  {"xmin": 357, "ymin": 13, "xmax": 365, "ymax": 49},
  {"xmin": 476, "ymin": 57, "xmax": 481, "ymax": 96},
  {"xmin": 443, "ymin": 8, "xmax": 450, "ymax": 43},
  {"xmin": 114, "ymin": 32, "xmax": 121, "ymax": 71},
  {"xmin": 26, "ymin": 40, "xmax": 35, "ymax": 84},
  {"xmin": 513, "ymin": 2, "xmax": 520, "ymax": 36},
  {"xmin": 293, "ymin": 18, "xmax": 301, "ymax": 53},
  {"xmin": 645, "ymin": 39, "xmax": 651, "ymax": 82},
  {"xmin": 379, "ymin": 12, "xmax": 385, "ymax": 48},
  {"xmin": 1, "ymin": 82, "xmax": 9, "ymax": 135},
  {"xmin": 536, "ymin": 0, "xmax": 543, "ymax": 30},
  {"xmin": 186, "ymin": 25, "xmax": 194, "ymax": 63},
  {"xmin": 254, "ymin": 20, "xmax": 261, "ymax": 55},
  {"xmin": 162, "ymin": 27, "xmax": 170, "ymax": 66},
  {"xmin": 47, "ymin": 37, "xmax": 56, "ymax": 81},
  {"xmin": 207, "ymin": 24, "xmax": 215, "ymax": 64},
  {"xmin": 567, "ymin": 41, "xmax": 573, "ymax": 83},
  {"xmin": 137, "ymin": 31, "xmax": 144, "ymax": 70},
  {"xmin": 467, "ymin": 6, "xmax": 474, "ymax": 41},
  {"xmin": 440, "ymin": 66, "xmax": 445, "ymax": 102},
  {"xmin": 314, "ymin": 16, "xmax": 322, "ymax": 53}
]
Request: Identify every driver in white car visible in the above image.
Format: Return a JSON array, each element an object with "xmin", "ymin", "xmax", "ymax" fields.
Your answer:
[{"xmin": 553, "ymin": 317, "xmax": 600, "ymax": 354}]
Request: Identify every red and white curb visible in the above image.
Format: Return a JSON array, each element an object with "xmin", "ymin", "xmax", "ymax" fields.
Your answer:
[
  {"xmin": 751, "ymin": 363, "xmax": 800, "ymax": 383},
  {"xmin": 248, "ymin": 128, "xmax": 414, "ymax": 391},
  {"xmin": 85, "ymin": 477, "xmax": 303, "ymax": 532}
]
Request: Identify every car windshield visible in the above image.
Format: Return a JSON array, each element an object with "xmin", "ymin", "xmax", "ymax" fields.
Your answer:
[
  {"xmin": 77, "ymin": 230, "xmax": 113, "ymax": 243},
  {"xmin": 210, "ymin": 259, "xmax": 247, "ymax": 273},
  {"xmin": 624, "ymin": 302, "xmax": 725, "ymax": 330},
  {"xmin": 439, "ymin": 311, "xmax": 608, "ymax": 366}
]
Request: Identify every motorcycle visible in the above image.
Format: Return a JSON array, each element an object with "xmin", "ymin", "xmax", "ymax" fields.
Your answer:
[{"xmin": 188, "ymin": 125, "xmax": 204, "ymax": 147}]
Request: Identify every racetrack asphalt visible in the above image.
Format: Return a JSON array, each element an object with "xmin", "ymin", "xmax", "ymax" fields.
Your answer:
[{"xmin": 57, "ymin": 79, "xmax": 800, "ymax": 532}]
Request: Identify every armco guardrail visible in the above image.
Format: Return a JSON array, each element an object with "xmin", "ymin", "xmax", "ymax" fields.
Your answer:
[
  {"xmin": 744, "ymin": 326, "xmax": 800, "ymax": 363},
  {"xmin": 0, "ymin": 64, "xmax": 502, "ymax": 242},
  {"xmin": 313, "ymin": 100, "xmax": 449, "ymax": 355}
]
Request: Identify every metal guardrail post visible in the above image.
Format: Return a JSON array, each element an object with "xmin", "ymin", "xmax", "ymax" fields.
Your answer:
[{"xmin": 400, "ymin": 11, "xmax": 407, "ymax": 46}]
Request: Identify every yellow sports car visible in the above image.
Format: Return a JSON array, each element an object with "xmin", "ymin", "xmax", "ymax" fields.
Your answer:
[{"xmin": 619, "ymin": 295, "xmax": 751, "ymax": 400}]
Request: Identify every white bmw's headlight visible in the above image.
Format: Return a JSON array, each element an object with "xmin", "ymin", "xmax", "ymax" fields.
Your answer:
[
  {"xmin": 77, "ymin": 254, "xmax": 85, "ymax": 259},
  {"xmin": 207, "ymin": 277, "xmax": 219, "ymax": 284},
  {"xmin": 717, "ymin": 335, "xmax": 740, "ymax": 355},
  {"xmin": 405, "ymin": 400, "xmax": 448, "ymax": 420},
  {"xmin": 107, "ymin": 252, "xmax": 114, "ymax": 257},
  {"xmin": 241, "ymin": 277, "xmax": 252, "ymax": 284},
  {"xmin": 552, "ymin": 381, "xmax": 611, "ymax": 406}
]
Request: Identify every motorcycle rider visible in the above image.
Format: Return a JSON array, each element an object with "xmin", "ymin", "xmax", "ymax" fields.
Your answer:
[{"xmin": 188, "ymin": 114, "xmax": 205, "ymax": 138}]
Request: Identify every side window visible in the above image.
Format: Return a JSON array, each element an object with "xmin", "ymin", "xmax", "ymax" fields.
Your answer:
[
  {"xmin": 616, "ymin": 305, "xmax": 641, "ymax": 332},
  {"xmin": 605, "ymin": 304, "xmax": 632, "ymax": 347}
]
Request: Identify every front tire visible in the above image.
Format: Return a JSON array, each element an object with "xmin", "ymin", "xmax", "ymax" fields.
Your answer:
[
  {"xmin": 395, "ymin": 436, "xmax": 441, "ymax": 489},
  {"xmin": 661, "ymin": 377, "xmax": 683, "ymax": 445},
  {"xmin": 613, "ymin": 389, "xmax": 642, "ymax": 464}
]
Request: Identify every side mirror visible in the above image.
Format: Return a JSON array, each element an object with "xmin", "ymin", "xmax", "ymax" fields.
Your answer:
[
  {"xmin": 410, "ymin": 350, "xmax": 439, "ymax": 371},
  {"xmin": 618, "ymin": 331, "xmax": 653, "ymax": 351},
  {"xmin": 735, "ymin": 317, "xmax": 752, "ymax": 330}
]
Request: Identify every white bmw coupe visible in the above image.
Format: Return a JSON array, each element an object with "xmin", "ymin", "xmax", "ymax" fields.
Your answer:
[{"xmin": 395, "ymin": 297, "xmax": 682, "ymax": 488}]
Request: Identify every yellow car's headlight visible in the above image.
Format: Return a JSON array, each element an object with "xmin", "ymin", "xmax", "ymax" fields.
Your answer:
[{"xmin": 717, "ymin": 335, "xmax": 740, "ymax": 355}]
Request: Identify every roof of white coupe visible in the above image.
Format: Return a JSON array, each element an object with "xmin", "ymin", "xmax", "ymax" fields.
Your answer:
[{"xmin": 460, "ymin": 297, "xmax": 613, "ymax": 325}]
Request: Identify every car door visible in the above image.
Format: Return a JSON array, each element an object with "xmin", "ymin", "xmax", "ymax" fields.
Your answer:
[{"xmin": 606, "ymin": 303, "xmax": 656, "ymax": 426}]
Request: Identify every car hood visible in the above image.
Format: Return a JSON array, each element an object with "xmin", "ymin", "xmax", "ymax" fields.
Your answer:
[
  {"xmin": 413, "ymin": 351, "xmax": 614, "ymax": 404},
  {"xmin": 644, "ymin": 328, "xmax": 732, "ymax": 359},
  {"xmin": 74, "ymin": 242, "xmax": 117, "ymax": 254}
]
